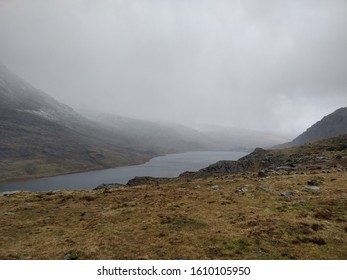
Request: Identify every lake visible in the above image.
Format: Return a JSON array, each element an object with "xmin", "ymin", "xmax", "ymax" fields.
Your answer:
[{"xmin": 0, "ymin": 151, "xmax": 247, "ymax": 192}]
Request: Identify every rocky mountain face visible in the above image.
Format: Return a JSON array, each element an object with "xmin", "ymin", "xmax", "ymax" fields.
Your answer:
[
  {"xmin": 280, "ymin": 107, "xmax": 347, "ymax": 148},
  {"xmin": 0, "ymin": 64, "xmax": 157, "ymax": 181}
]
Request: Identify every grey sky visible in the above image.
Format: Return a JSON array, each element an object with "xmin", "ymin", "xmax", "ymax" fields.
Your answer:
[{"xmin": 0, "ymin": 0, "xmax": 346, "ymax": 136}]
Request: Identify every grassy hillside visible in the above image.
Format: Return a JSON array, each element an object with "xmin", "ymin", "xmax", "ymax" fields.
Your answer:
[
  {"xmin": 0, "ymin": 135, "xmax": 346, "ymax": 259},
  {"xmin": 0, "ymin": 108, "xmax": 152, "ymax": 182}
]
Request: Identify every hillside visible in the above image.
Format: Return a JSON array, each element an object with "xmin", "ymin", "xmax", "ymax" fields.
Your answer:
[
  {"xmin": 1, "ymin": 64, "xmax": 229, "ymax": 183},
  {"xmin": 0, "ymin": 135, "xmax": 346, "ymax": 260},
  {"xmin": 0, "ymin": 64, "xmax": 155, "ymax": 182},
  {"xmin": 279, "ymin": 107, "xmax": 347, "ymax": 148}
]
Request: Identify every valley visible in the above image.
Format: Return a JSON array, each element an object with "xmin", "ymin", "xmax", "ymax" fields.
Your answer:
[
  {"xmin": 0, "ymin": 64, "xmax": 288, "ymax": 183},
  {"xmin": 0, "ymin": 135, "xmax": 346, "ymax": 259},
  {"xmin": 0, "ymin": 65, "xmax": 346, "ymax": 260}
]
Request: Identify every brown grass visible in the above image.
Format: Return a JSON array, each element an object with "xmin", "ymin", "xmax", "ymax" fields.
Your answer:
[{"xmin": 0, "ymin": 169, "xmax": 346, "ymax": 260}]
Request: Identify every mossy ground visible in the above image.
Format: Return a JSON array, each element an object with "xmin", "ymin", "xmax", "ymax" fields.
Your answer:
[{"xmin": 0, "ymin": 170, "xmax": 346, "ymax": 260}]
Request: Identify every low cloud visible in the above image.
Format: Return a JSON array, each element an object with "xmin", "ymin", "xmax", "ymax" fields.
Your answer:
[{"xmin": 0, "ymin": 0, "xmax": 346, "ymax": 136}]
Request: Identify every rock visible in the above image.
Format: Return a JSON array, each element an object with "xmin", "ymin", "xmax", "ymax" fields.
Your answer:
[
  {"xmin": 258, "ymin": 170, "xmax": 267, "ymax": 177},
  {"xmin": 316, "ymin": 157, "xmax": 331, "ymax": 162},
  {"xmin": 303, "ymin": 186, "xmax": 320, "ymax": 191},
  {"xmin": 307, "ymin": 179, "xmax": 321, "ymax": 186},
  {"xmin": 63, "ymin": 253, "xmax": 72, "ymax": 260},
  {"xmin": 179, "ymin": 171, "xmax": 196, "ymax": 177},
  {"xmin": 235, "ymin": 186, "xmax": 248, "ymax": 192},
  {"xmin": 1, "ymin": 191, "xmax": 20, "ymax": 196},
  {"xmin": 126, "ymin": 176, "xmax": 161, "ymax": 186},
  {"xmin": 63, "ymin": 251, "xmax": 81, "ymax": 260},
  {"xmin": 281, "ymin": 191, "xmax": 296, "ymax": 197},
  {"xmin": 211, "ymin": 185, "xmax": 220, "ymax": 190},
  {"xmin": 94, "ymin": 183, "xmax": 126, "ymax": 190}
]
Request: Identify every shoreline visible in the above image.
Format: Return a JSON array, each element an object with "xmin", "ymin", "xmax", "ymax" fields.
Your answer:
[
  {"xmin": 0, "ymin": 157, "xmax": 153, "ymax": 185},
  {"xmin": 0, "ymin": 150, "xmax": 248, "ymax": 192}
]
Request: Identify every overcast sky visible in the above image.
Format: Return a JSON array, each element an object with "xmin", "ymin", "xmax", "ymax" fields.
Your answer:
[{"xmin": 0, "ymin": 0, "xmax": 346, "ymax": 136}]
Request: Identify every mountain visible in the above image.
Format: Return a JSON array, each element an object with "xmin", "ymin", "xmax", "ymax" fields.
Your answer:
[
  {"xmin": 276, "ymin": 107, "xmax": 347, "ymax": 148},
  {"xmin": 0, "ymin": 64, "xmax": 221, "ymax": 182},
  {"xmin": 0, "ymin": 64, "xmax": 288, "ymax": 182},
  {"xmin": 291, "ymin": 107, "xmax": 347, "ymax": 145},
  {"xmin": 0, "ymin": 64, "xmax": 157, "ymax": 182}
]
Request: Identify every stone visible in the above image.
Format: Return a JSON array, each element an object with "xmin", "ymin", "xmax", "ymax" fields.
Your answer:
[
  {"xmin": 303, "ymin": 186, "xmax": 320, "ymax": 191},
  {"xmin": 211, "ymin": 185, "xmax": 220, "ymax": 190},
  {"xmin": 63, "ymin": 252, "xmax": 80, "ymax": 260},
  {"xmin": 126, "ymin": 176, "xmax": 160, "ymax": 186},
  {"xmin": 307, "ymin": 179, "xmax": 320, "ymax": 186},
  {"xmin": 280, "ymin": 191, "xmax": 296, "ymax": 197},
  {"xmin": 316, "ymin": 157, "xmax": 331, "ymax": 162},
  {"xmin": 258, "ymin": 170, "xmax": 267, "ymax": 177},
  {"xmin": 235, "ymin": 186, "xmax": 248, "ymax": 192},
  {"xmin": 63, "ymin": 253, "xmax": 74, "ymax": 260},
  {"xmin": 94, "ymin": 183, "xmax": 126, "ymax": 190},
  {"xmin": 1, "ymin": 191, "xmax": 20, "ymax": 196}
]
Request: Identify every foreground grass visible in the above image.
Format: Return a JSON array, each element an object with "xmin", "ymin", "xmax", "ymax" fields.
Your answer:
[{"xmin": 0, "ymin": 170, "xmax": 346, "ymax": 260}]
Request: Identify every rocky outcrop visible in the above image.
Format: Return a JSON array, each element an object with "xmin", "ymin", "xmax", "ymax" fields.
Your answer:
[
  {"xmin": 181, "ymin": 134, "xmax": 347, "ymax": 178},
  {"xmin": 126, "ymin": 176, "xmax": 167, "ymax": 187},
  {"xmin": 93, "ymin": 183, "xmax": 127, "ymax": 190},
  {"xmin": 189, "ymin": 147, "xmax": 278, "ymax": 177}
]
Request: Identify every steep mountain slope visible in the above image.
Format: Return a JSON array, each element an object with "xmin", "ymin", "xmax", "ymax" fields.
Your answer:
[
  {"xmin": 0, "ymin": 64, "xmax": 155, "ymax": 181},
  {"xmin": 279, "ymin": 107, "xmax": 347, "ymax": 148}
]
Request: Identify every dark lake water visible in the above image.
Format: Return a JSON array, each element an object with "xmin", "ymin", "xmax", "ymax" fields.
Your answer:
[{"xmin": 0, "ymin": 151, "xmax": 247, "ymax": 192}]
